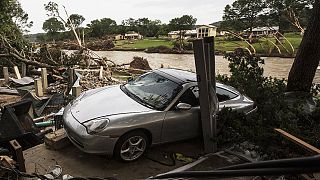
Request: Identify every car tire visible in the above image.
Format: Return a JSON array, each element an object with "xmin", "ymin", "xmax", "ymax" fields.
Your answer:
[{"xmin": 114, "ymin": 131, "xmax": 149, "ymax": 162}]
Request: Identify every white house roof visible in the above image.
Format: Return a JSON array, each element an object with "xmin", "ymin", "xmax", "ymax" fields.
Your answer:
[
  {"xmin": 197, "ymin": 25, "xmax": 217, "ymax": 29},
  {"xmin": 168, "ymin": 30, "xmax": 196, "ymax": 35},
  {"xmin": 125, "ymin": 31, "xmax": 140, "ymax": 36},
  {"xmin": 244, "ymin": 26, "xmax": 279, "ymax": 32}
]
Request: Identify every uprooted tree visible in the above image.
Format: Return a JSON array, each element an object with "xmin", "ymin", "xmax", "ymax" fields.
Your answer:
[{"xmin": 286, "ymin": 0, "xmax": 320, "ymax": 92}]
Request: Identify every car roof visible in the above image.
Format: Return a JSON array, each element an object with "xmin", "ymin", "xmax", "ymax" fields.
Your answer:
[
  {"xmin": 154, "ymin": 68, "xmax": 240, "ymax": 95},
  {"xmin": 155, "ymin": 68, "xmax": 197, "ymax": 83}
]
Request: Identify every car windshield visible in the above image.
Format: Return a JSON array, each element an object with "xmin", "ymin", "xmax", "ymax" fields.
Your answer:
[{"xmin": 121, "ymin": 72, "xmax": 182, "ymax": 110}]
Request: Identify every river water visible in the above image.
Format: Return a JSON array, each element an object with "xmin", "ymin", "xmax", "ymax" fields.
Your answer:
[{"xmin": 95, "ymin": 51, "xmax": 320, "ymax": 83}]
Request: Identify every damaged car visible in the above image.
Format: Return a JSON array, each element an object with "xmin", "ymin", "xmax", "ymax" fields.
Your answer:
[{"xmin": 63, "ymin": 68, "xmax": 257, "ymax": 162}]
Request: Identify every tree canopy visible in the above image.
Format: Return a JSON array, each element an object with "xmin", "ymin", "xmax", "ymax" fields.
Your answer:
[
  {"xmin": 168, "ymin": 15, "xmax": 197, "ymax": 32},
  {"xmin": 221, "ymin": 0, "xmax": 313, "ymax": 32},
  {"xmin": 67, "ymin": 14, "xmax": 85, "ymax": 28},
  {"xmin": 87, "ymin": 18, "xmax": 117, "ymax": 38},
  {"xmin": 42, "ymin": 17, "xmax": 65, "ymax": 34}
]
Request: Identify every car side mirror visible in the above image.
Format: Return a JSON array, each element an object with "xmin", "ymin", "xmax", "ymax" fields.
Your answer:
[{"xmin": 176, "ymin": 103, "xmax": 192, "ymax": 110}]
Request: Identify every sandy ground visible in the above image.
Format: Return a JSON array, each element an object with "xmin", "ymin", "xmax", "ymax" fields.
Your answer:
[{"xmin": 24, "ymin": 139, "xmax": 204, "ymax": 180}]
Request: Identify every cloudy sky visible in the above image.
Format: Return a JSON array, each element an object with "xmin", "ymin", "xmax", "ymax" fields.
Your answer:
[{"xmin": 19, "ymin": 0, "xmax": 234, "ymax": 34}]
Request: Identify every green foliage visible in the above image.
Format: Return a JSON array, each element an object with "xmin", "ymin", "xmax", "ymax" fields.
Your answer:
[
  {"xmin": 43, "ymin": 17, "xmax": 65, "ymax": 34},
  {"xmin": 222, "ymin": 0, "xmax": 266, "ymax": 31},
  {"xmin": 67, "ymin": 14, "xmax": 85, "ymax": 28},
  {"xmin": 217, "ymin": 51, "xmax": 319, "ymax": 159},
  {"xmin": 87, "ymin": 18, "xmax": 117, "ymax": 38},
  {"xmin": 168, "ymin": 15, "xmax": 197, "ymax": 32}
]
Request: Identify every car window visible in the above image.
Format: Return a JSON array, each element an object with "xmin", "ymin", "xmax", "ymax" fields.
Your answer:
[
  {"xmin": 178, "ymin": 86, "xmax": 199, "ymax": 107},
  {"xmin": 216, "ymin": 87, "xmax": 238, "ymax": 102},
  {"xmin": 123, "ymin": 72, "xmax": 182, "ymax": 110}
]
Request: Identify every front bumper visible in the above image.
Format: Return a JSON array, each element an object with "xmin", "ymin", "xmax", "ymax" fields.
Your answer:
[{"xmin": 63, "ymin": 105, "xmax": 118, "ymax": 155}]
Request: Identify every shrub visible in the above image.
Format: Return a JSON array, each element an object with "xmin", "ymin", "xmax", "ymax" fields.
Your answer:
[{"xmin": 217, "ymin": 50, "xmax": 320, "ymax": 159}]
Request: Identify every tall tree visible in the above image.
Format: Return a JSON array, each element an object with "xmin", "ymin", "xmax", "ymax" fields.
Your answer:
[
  {"xmin": 287, "ymin": 0, "xmax": 320, "ymax": 92},
  {"xmin": 0, "ymin": 0, "xmax": 32, "ymax": 37},
  {"xmin": 168, "ymin": 15, "xmax": 197, "ymax": 50},
  {"xmin": 87, "ymin": 18, "xmax": 117, "ymax": 38},
  {"xmin": 42, "ymin": 17, "xmax": 65, "ymax": 41},
  {"xmin": 222, "ymin": 0, "xmax": 265, "ymax": 32}
]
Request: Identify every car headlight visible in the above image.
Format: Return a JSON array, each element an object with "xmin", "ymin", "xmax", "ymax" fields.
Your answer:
[{"xmin": 83, "ymin": 117, "xmax": 110, "ymax": 134}]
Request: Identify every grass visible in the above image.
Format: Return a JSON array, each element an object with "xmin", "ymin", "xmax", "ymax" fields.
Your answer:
[
  {"xmin": 115, "ymin": 39, "xmax": 173, "ymax": 49},
  {"xmin": 114, "ymin": 34, "xmax": 302, "ymax": 56}
]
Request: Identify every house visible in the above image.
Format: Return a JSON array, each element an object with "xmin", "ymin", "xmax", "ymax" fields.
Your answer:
[
  {"xmin": 168, "ymin": 31, "xmax": 180, "ymax": 39},
  {"xmin": 125, "ymin": 31, "xmax": 143, "ymax": 40},
  {"xmin": 168, "ymin": 30, "xmax": 197, "ymax": 39},
  {"xmin": 196, "ymin": 25, "xmax": 217, "ymax": 38},
  {"xmin": 243, "ymin": 26, "xmax": 279, "ymax": 36},
  {"xmin": 114, "ymin": 34, "xmax": 124, "ymax": 40}
]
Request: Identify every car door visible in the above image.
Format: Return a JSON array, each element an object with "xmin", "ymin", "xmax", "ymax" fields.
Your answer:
[{"xmin": 161, "ymin": 86, "xmax": 201, "ymax": 143}]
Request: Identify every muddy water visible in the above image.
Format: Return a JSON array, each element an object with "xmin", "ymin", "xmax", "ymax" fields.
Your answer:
[{"xmin": 95, "ymin": 51, "xmax": 320, "ymax": 83}]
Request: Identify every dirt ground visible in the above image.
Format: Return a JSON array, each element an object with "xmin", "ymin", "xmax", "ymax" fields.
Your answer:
[{"xmin": 24, "ymin": 139, "xmax": 204, "ymax": 180}]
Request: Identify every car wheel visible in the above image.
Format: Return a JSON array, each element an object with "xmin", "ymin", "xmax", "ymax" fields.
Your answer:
[{"xmin": 114, "ymin": 131, "xmax": 149, "ymax": 162}]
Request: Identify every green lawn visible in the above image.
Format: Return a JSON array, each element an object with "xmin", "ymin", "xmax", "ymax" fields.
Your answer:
[
  {"xmin": 115, "ymin": 39, "xmax": 173, "ymax": 49},
  {"xmin": 114, "ymin": 34, "xmax": 302, "ymax": 56}
]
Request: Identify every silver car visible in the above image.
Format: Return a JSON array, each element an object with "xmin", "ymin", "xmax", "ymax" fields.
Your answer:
[{"xmin": 63, "ymin": 68, "xmax": 256, "ymax": 162}]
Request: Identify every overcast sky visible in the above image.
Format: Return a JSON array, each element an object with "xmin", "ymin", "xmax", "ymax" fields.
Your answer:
[{"xmin": 19, "ymin": 0, "xmax": 234, "ymax": 34}]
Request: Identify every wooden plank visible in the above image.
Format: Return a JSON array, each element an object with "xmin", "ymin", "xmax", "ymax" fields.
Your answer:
[
  {"xmin": 274, "ymin": 128, "xmax": 320, "ymax": 154},
  {"xmin": 13, "ymin": 66, "xmax": 21, "ymax": 79},
  {"xmin": 3, "ymin": 67, "xmax": 9, "ymax": 83},
  {"xmin": 9, "ymin": 140, "xmax": 26, "ymax": 172}
]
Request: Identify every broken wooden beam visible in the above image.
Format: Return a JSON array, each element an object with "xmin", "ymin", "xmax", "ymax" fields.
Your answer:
[
  {"xmin": 13, "ymin": 66, "xmax": 21, "ymax": 79},
  {"xmin": 274, "ymin": 128, "xmax": 320, "ymax": 154}
]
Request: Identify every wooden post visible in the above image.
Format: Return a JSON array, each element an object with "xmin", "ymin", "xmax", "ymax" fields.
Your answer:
[
  {"xmin": 41, "ymin": 68, "xmax": 48, "ymax": 92},
  {"xmin": 21, "ymin": 63, "xmax": 27, "ymax": 77},
  {"xmin": 3, "ymin": 67, "xmax": 9, "ymax": 83},
  {"xmin": 72, "ymin": 86, "xmax": 81, "ymax": 97},
  {"xmin": 34, "ymin": 78, "xmax": 43, "ymax": 97},
  {"xmin": 99, "ymin": 66, "xmax": 104, "ymax": 80},
  {"xmin": 9, "ymin": 140, "xmax": 26, "ymax": 172},
  {"xmin": 13, "ymin": 66, "xmax": 21, "ymax": 79},
  {"xmin": 69, "ymin": 68, "xmax": 75, "ymax": 86},
  {"xmin": 193, "ymin": 39, "xmax": 217, "ymax": 153}
]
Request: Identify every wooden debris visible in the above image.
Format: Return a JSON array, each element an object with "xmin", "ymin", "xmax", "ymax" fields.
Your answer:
[
  {"xmin": 274, "ymin": 128, "xmax": 320, "ymax": 154},
  {"xmin": 9, "ymin": 140, "xmax": 26, "ymax": 172},
  {"xmin": 13, "ymin": 66, "xmax": 21, "ymax": 79},
  {"xmin": 44, "ymin": 128, "xmax": 70, "ymax": 150},
  {"xmin": 41, "ymin": 68, "xmax": 48, "ymax": 91},
  {"xmin": 21, "ymin": 63, "xmax": 27, "ymax": 77},
  {"xmin": 34, "ymin": 78, "xmax": 43, "ymax": 97},
  {"xmin": 3, "ymin": 67, "xmax": 9, "ymax": 83},
  {"xmin": 99, "ymin": 66, "xmax": 104, "ymax": 80},
  {"xmin": 72, "ymin": 86, "xmax": 81, "ymax": 97}
]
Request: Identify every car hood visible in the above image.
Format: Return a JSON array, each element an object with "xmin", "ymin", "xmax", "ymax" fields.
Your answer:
[{"xmin": 70, "ymin": 85, "xmax": 152, "ymax": 123}]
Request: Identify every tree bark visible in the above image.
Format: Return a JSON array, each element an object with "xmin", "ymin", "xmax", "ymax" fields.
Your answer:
[{"xmin": 286, "ymin": 0, "xmax": 320, "ymax": 92}]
